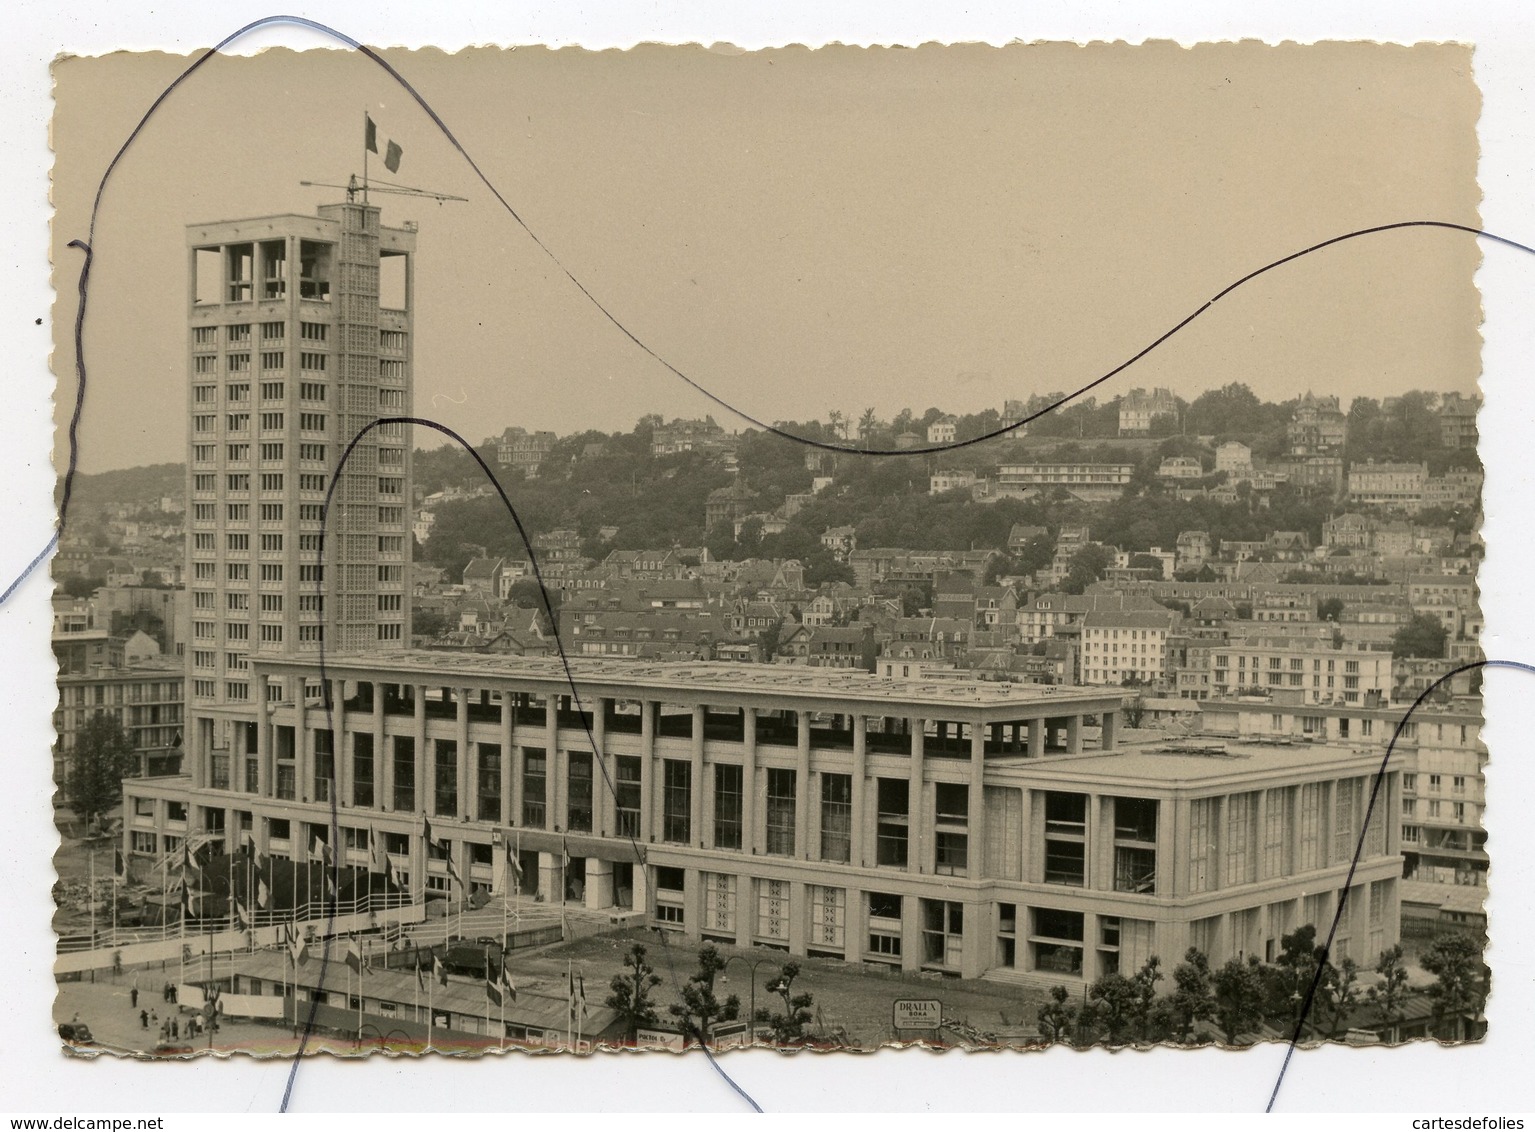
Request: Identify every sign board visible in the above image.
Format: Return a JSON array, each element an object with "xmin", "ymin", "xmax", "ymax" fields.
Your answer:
[{"xmin": 893, "ymin": 998, "xmax": 942, "ymax": 1030}]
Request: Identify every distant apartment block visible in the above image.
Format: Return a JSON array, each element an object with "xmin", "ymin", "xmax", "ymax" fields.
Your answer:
[
  {"xmin": 992, "ymin": 463, "xmax": 1134, "ymax": 503},
  {"xmin": 1210, "ymin": 638, "xmax": 1392, "ymax": 705},
  {"xmin": 1348, "ymin": 461, "xmax": 1427, "ymax": 512}
]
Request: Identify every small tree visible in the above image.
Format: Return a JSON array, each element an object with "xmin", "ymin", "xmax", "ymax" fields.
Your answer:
[
  {"xmin": 65, "ymin": 712, "xmax": 137, "ymax": 827},
  {"xmin": 1317, "ymin": 956, "xmax": 1361, "ymax": 1039},
  {"xmin": 1421, "ymin": 933, "xmax": 1488, "ymax": 1041},
  {"xmin": 1366, "ymin": 945, "xmax": 1411, "ymax": 1042},
  {"xmin": 1036, "ymin": 985, "xmax": 1078, "ymax": 1045},
  {"xmin": 667, "ymin": 943, "xmax": 741, "ymax": 1049},
  {"xmin": 1167, "ymin": 947, "xmax": 1215, "ymax": 1044},
  {"xmin": 605, "ymin": 943, "xmax": 662, "ymax": 1044},
  {"xmin": 1212, "ymin": 956, "xmax": 1267, "ymax": 1045},
  {"xmin": 757, "ymin": 962, "xmax": 815, "ymax": 1044},
  {"xmin": 1085, "ymin": 972, "xmax": 1139, "ymax": 1044}
]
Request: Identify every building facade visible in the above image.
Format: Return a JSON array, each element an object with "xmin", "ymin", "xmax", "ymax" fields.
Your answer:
[
  {"xmin": 123, "ymin": 655, "xmax": 1399, "ymax": 983},
  {"xmin": 185, "ymin": 200, "xmax": 415, "ymax": 784}
]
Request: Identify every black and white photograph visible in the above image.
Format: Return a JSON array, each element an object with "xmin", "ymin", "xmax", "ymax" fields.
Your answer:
[{"xmin": 14, "ymin": 6, "xmax": 1535, "ymax": 1116}]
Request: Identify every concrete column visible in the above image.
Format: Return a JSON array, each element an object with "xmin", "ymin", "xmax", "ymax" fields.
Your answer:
[
  {"xmin": 1028, "ymin": 717, "xmax": 1044, "ymax": 758},
  {"xmin": 1172, "ymin": 792, "xmax": 1197, "ymax": 890},
  {"xmin": 412, "ymin": 689, "xmax": 427, "ymax": 815},
  {"xmin": 908, "ymin": 718, "xmax": 925, "ymax": 875},
  {"xmin": 961, "ymin": 899, "xmax": 990, "ymax": 979},
  {"xmin": 1066, "ymin": 714, "xmax": 1082, "ymax": 755},
  {"xmin": 1321, "ymin": 780, "xmax": 1337, "ymax": 868},
  {"xmin": 584, "ymin": 858, "xmax": 614, "ymax": 910},
  {"xmin": 639, "ymin": 701, "xmax": 655, "ymax": 843},
  {"xmin": 845, "ymin": 886, "xmax": 866, "ymax": 964},
  {"xmin": 900, "ymin": 895, "xmax": 923, "ymax": 973},
  {"xmin": 537, "ymin": 851, "xmax": 561, "ymax": 904},
  {"xmin": 969, "ymin": 722, "xmax": 987, "ymax": 880},
  {"xmin": 593, "ymin": 700, "xmax": 611, "ymax": 836},
  {"xmin": 691, "ymin": 706, "xmax": 706, "ymax": 847},
  {"xmin": 457, "ymin": 689, "xmax": 472, "ymax": 821},
  {"xmin": 851, "ymin": 715, "xmax": 868, "ymax": 867},
  {"xmin": 742, "ymin": 707, "xmax": 758, "ymax": 854},
  {"xmin": 373, "ymin": 688, "xmax": 387, "ymax": 812},
  {"xmin": 510, "ymin": 744, "xmax": 525, "ymax": 829},
  {"xmin": 332, "ymin": 679, "xmax": 350, "ymax": 806},
  {"xmin": 682, "ymin": 870, "xmax": 703, "ymax": 944},
  {"xmin": 256, "ymin": 706, "xmax": 271, "ymax": 799},
  {"xmin": 298, "ymin": 702, "xmax": 313, "ymax": 804},
  {"xmin": 546, "ymin": 697, "xmax": 563, "ymax": 832},
  {"xmin": 1101, "ymin": 710, "xmax": 1118, "ymax": 752},
  {"xmin": 499, "ymin": 697, "xmax": 514, "ymax": 827},
  {"xmin": 735, "ymin": 875, "xmax": 754, "ymax": 945},
  {"xmin": 789, "ymin": 881, "xmax": 809, "ymax": 957},
  {"xmin": 1255, "ymin": 788, "xmax": 1271, "ymax": 880},
  {"xmin": 1092, "ymin": 795, "xmax": 1114, "ymax": 892},
  {"xmin": 796, "ymin": 713, "xmax": 812, "ymax": 859},
  {"xmin": 1082, "ymin": 911, "xmax": 1101, "ymax": 982},
  {"xmin": 627, "ymin": 862, "xmax": 648, "ymax": 916}
]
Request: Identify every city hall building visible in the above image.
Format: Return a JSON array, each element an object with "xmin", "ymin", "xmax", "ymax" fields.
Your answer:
[{"xmin": 123, "ymin": 653, "xmax": 1402, "ymax": 985}]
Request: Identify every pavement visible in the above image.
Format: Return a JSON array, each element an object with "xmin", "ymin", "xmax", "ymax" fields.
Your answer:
[
  {"xmin": 513, "ymin": 928, "xmax": 1052, "ymax": 1049},
  {"xmin": 54, "ymin": 970, "xmax": 347, "ymax": 1059}
]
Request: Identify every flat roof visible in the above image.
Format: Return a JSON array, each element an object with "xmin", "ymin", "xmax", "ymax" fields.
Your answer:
[
  {"xmin": 996, "ymin": 737, "xmax": 1388, "ymax": 789},
  {"xmin": 257, "ymin": 650, "xmax": 1125, "ymax": 714}
]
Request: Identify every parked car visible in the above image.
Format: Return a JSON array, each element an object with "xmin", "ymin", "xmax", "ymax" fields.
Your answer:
[{"xmin": 58, "ymin": 1022, "xmax": 94, "ymax": 1044}]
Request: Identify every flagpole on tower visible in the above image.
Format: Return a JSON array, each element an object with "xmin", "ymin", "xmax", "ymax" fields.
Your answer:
[{"xmin": 362, "ymin": 108, "xmax": 369, "ymax": 203}]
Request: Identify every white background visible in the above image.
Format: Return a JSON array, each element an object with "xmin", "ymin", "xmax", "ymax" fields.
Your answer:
[{"xmin": 3, "ymin": 1, "xmax": 1534, "ymax": 1115}]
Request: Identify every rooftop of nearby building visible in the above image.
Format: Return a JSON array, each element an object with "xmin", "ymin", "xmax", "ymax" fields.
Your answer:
[
  {"xmin": 257, "ymin": 650, "xmax": 1126, "ymax": 712},
  {"xmin": 1016, "ymin": 736, "xmax": 1386, "ymax": 788}
]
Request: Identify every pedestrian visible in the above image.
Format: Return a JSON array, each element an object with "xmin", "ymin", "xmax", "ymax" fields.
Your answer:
[
  {"xmin": 171, "ymin": 1019, "xmax": 178, "ymax": 1039},
  {"xmin": 161, "ymin": 981, "xmax": 169, "ymax": 1002},
  {"xmin": 170, "ymin": 985, "xmax": 178, "ymax": 1004},
  {"xmin": 130, "ymin": 986, "xmax": 138, "ymax": 1008},
  {"xmin": 139, "ymin": 1009, "xmax": 148, "ymax": 1029}
]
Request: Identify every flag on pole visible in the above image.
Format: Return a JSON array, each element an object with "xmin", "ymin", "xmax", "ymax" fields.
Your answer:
[
  {"xmin": 445, "ymin": 853, "xmax": 461, "ymax": 891},
  {"xmin": 180, "ymin": 877, "xmax": 197, "ymax": 919},
  {"xmin": 502, "ymin": 967, "xmax": 518, "ymax": 1004},
  {"xmin": 370, "ymin": 828, "xmax": 392, "ymax": 883},
  {"xmin": 113, "ymin": 848, "xmax": 127, "ymax": 885},
  {"xmin": 423, "ymin": 814, "xmax": 438, "ymax": 849},
  {"xmin": 234, "ymin": 900, "xmax": 251, "ymax": 929},
  {"xmin": 286, "ymin": 923, "xmax": 308, "ymax": 966},
  {"xmin": 504, "ymin": 836, "xmax": 523, "ymax": 887},
  {"xmin": 415, "ymin": 949, "xmax": 426, "ymax": 992},
  {"xmin": 384, "ymin": 140, "xmax": 403, "ymax": 174},
  {"xmin": 256, "ymin": 876, "xmax": 271, "ymax": 911},
  {"xmin": 433, "ymin": 952, "xmax": 448, "ymax": 987},
  {"xmin": 577, "ymin": 974, "xmax": 588, "ymax": 1020},
  {"xmin": 485, "ymin": 957, "xmax": 503, "ymax": 1008},
  {"xmin": 345, "ymin": 937, "xmax": 363, "ymax": 974},
  {"xmin": 365, "ymin": 114, "xmax": 379, "ymax": 154},
  {"xmin": 567, "ymin": 969, "xmax": 577, "ymax": 1022}
]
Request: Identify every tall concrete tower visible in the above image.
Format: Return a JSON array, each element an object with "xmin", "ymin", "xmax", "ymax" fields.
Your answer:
[{"xmin": 183, "ymin": 200, "xmax": 415, "ymax": 793}]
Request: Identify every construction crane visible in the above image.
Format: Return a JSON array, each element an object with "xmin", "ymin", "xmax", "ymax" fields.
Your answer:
[{"xmin": 300, "ymin": 175, "xmax": 467, "ymax": 204}]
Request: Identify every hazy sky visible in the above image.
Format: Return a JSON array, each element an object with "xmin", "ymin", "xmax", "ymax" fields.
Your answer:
[{"xmin": 52, "ymin": 42, "xmax": 1482, "ymax": 472}]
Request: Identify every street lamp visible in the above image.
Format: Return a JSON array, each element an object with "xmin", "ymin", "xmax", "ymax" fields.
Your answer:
[{"xmin": 719, "ymin": 953, "xmax": 784, "ymax": 1045}]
